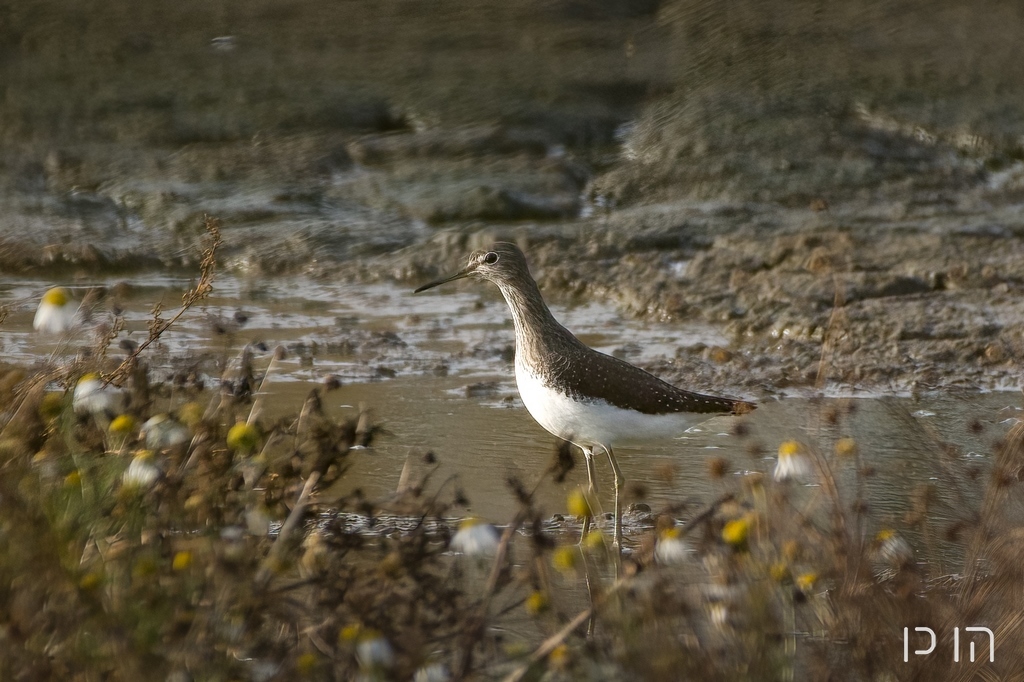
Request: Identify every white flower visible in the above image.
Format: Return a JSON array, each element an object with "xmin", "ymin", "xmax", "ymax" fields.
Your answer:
[
  {"xmin": 414, "ymin": 663, "xmax": 451, "ymax": 682},
  {"xmin": 702, "ymin": 582, "xmax": 741, "ymax": 631},
  {"xmin": 141, "ymin": 414, "xmax": 190, "ymax": 449},
  {"xmin": 122, "ymin": 452, "xmax": 160, "ymax": 489},
  {"xmin": 874, "ymin": 529, "xmax": 914, "ymax": 568},
  {"xmin": 355, "ymin": 633, "xmax": 395, "ymax": 670},
  {"xmin": 654, "ymin": 527, "xmax": 691, "ymax": 565},
  {"xmin": 73, "ymin": 374, "xmax": 126, "ymax": 417},
  {"xmin": 773, "ymin": 440, "xmax": 812, "ymax": 482},
  {"xmin": 33, "ymin": 287, "xmax": 78, "ymax": 333},
  {"xmin": 450, "ymin": 518, "xmax": 500, "ymax": 556},
  {"xmin": 708, "ymin": 602, "xmax": 730, "ymax": 629}
]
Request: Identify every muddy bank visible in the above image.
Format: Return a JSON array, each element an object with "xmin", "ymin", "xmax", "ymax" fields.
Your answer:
[
  {"xmin": 385, "ymin": 195, "xmax": 1024, "ymax": 396},
  {"xmin": 3, "ymin": 0, "xmax": 1024, "ymax": 394}
]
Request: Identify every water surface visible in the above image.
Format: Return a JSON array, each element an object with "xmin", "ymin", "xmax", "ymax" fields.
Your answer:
[{"xmin": 3, "ymin": 275, "xmax": 1015, "ymax": 543}]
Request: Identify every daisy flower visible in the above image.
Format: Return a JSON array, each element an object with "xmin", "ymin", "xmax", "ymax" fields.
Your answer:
[
  {"xmin": 654, "ymin": 526, "xmax": 691, "ymax": 565},
  {"xmin": 450, "ymin": 518, "xmax": 500, "ymax": 556},
  {"xmin": 73, "ymin": 373, "xmax": 126, "ymax": 418},
  {"xmin": 774, "ymin": 440, "xmax": 812, "ymax": 482},
  {"xmin": 141, "ymin": 414, "xmax": 190, "ymax": 449},
  {"xmin": 33, "ymin": 287, "xmax": 78, "ymax": 333}
]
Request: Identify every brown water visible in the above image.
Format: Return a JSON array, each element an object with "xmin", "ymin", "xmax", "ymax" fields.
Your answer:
[
  {"xmin": 3, "ymin": 274, "xmax": 1017, "ymax": 541},
  {"xmin": 298, "ymin": 378, "xmax": 1018, "ymax": 541}
]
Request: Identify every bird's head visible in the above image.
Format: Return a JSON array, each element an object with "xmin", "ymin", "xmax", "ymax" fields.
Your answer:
[{"xmin": 414, "ymin": 242, "xmax": 532, "ymax": 293}]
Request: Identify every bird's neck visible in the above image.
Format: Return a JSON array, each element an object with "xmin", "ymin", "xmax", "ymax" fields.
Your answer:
[{"xmin": 495, "ymin": 278, "xmax": 574, "ymax": 371}]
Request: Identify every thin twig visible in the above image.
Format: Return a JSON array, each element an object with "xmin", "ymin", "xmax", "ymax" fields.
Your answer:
[
  {"xmin": 247, "ymin": 346, "xmax": 285, "ymax": 426},
  {"xmin": 105, "ymin": 216, "xmax": 222, "ymax": 387},
  {"xmin": 501, "ymin": 577, "xmax": 630, "ymax": 682},
  {"xmin": 455, "ymin": 512, "xmax": 526, "ymax": 678},
  {"xmin": 256, "ymin": 471, "xmax": 321, "ymax": 586}
]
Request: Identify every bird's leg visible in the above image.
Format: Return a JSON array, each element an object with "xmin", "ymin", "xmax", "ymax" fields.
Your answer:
[
  {"xmin": 579, "ymin": 446, "xmax": 598, "ymax": 542},
  {"xmin": 600, "ymin": 444, "xmax": 625, "ymax": 551},
  {"xmin": 584, "ymin": 446, "xmax": 600, "ymax": 496}
]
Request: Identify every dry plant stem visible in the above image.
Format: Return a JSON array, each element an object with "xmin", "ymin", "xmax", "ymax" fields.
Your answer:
[
  {"xmin": 578, "ymin": 549, "xmax": 599, "ymax": 638},
  {"xmin": 960, "ymin": 419, "xmax": 1024, "ymax": 598},
  {"xmin": 501, "ymin": 577, "xmax": 630, "ymax": 682},
  {"xmin": 456, "ymin": 513, "xmax": 525, "ymax": 678},
  {"xmin": 683, "ymin": 493, "xmax": 735, "ymax": 537},
  {"xmin": 781, "ymin": 599, "xmax": 796, "ymax": 682},
  {"xmin": 302, "ymin": 625, "xmax": 335, "ymax": 659},
  {"xmin": 247, "ymin": 352, "xmax": 282, "ymax": 426},
  {"xmin": 96, "ymin": 314, "xmax": 125, "ymax": 360},
  {"xmin": 105, "ymin": 216, "xmax": 222, "ymax": 387},
  {"xmin": 177, "ymin": 435, "xmax": 205, "ymax": 474},
  {"xmin": 241, "ymin": 432, "xmax": 281, "ymax": 490},
  {"xmin": 293, "ymin": 390, "xmax": 322, "ymax": 454},
  {"xmin": 814, "ymin": 275, "xmax": 846, "ymax": 390},
  {"xmin": 256, "ymin": 471, "xmax": 321, "ymax": 586},
  {"xmin": 0, "ymin": 373, "xmax": 52, "ymax": 444}
]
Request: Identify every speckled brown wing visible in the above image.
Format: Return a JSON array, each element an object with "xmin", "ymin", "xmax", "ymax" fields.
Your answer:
[{"xmin": 546, "ymin": 346, "xmax": 753, "ymax": 416}]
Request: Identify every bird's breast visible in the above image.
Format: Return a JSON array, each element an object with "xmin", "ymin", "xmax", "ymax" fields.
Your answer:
[{"xmin": 514, "ymin": 361, "xmax": 702, "ymax": 447}]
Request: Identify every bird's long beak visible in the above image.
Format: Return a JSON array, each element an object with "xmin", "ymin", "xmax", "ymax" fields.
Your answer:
[{"xmin": 414, "ymin": 264, "xmax": 475, "ymax": 293}]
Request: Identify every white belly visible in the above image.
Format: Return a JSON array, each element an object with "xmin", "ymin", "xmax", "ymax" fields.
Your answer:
[{"xmin": 514, "ymin": 363, "xmax": 704, "ymax": 448}]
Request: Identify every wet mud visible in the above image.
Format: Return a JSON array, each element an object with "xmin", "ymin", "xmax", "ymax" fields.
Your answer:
[{"xmin": 2, "ymin": 0, "xmax": 1023, "ymax": 397}]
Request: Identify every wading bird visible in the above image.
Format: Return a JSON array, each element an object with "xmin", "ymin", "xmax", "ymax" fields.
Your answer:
[{"xmin": 416, "ymin": 242, "xmax": 754, "ymax": 549}]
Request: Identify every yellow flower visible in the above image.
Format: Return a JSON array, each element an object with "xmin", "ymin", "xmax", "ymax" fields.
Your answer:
[
  {"xmin": 566, "ymin": 489, "xmax": 591, "ymax": 517},
  {"xmin": 769, "ymin": 561, "xmax": 789, "ymax": 583},
  {"xmin": 178, "ymin": 401, "xmax": 205, "ymax": 428},
  {"xmin": 38, "ymin": 392, "xmax": 65, "ymax": 421},
  {"xmin": 340, "ymin": 624, "xmax": 362, "ymax": 642},
  {"xmin": 226, "ymin": 422, "xmax": 260, "ymax": 452},
  {"xmin": 296, "ymin": 652, "xmax": 318, "ymax": 675},
  {"xmin": 549, "ymin": 643, "xmax": 570, "ymax": 668},
  {"xmin": 64, "ymin": 470, "xmax": 81, "ymax": 488},
  {"xmin": 778, "ymin": 440, "xmax": 803, "ymax": 457},
  {"xmin": 552, "ymin": 546, "xmax": 577, "ymax": 572},
  {"xmin": 172, "ymin": 551, "xmax": 193, "ymax": 571},
  {"xmin": 796, "ymin": 572, "xmax": 818, "ymax": 591},
  {"xmin": 78, "ymin": 571, "xmax": 103, "ymax": 591},
  {"xmin": 525, "ymin": 591, "xmax": 549, "ymax": 615},
  {"xmin": 109, "ymin": 414, "xmax": 137, "ymax": 434},
  {"xmin": 582, "ymin": 530, "xmax": 604, "ymax": 550},
  {"xmin": 722, "ymin": 517, "xmax": 750, "ymax": 547},
  {"xmin": 133, "ymin": 556, "xmax": 158, "ymax": 579},
  {"xmin": 835, "ymin": 437, "xmax": 858, "ymax": 457}
]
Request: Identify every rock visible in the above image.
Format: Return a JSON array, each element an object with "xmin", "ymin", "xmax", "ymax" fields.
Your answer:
[
  {"xmin": 465, "ymin": 381, "xmax": 500, "ymax": 398},
  {"xmin": 347, "ymin": 126, "xmax": 550, "ymax": 166},
  {"xmin": 407, "ymin": 184, "xmax": 580, "ymax": 224}
]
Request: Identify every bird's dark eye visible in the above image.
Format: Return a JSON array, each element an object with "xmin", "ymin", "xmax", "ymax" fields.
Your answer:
[{"xmin": 483, "ymin": 252, "xmax": 499, "ymax": 265}]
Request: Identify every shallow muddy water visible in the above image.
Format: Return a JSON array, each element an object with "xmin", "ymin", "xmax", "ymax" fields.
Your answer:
[
  {"xmin": 304, "ymin": 378, "xmax": 1018, "ymax": 548},
  {"xmin": 3, "ymin": 274, "xmax": 1017, "ymax": 545}
]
